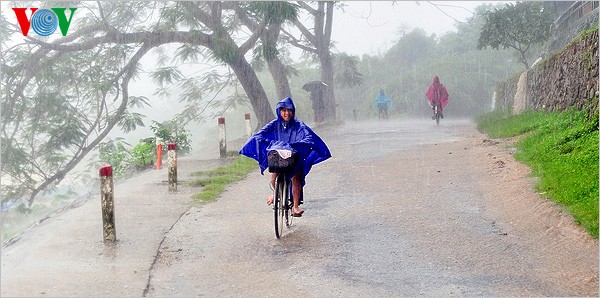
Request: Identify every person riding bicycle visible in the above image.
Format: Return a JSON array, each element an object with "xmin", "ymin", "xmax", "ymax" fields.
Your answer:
[
  {"xmin": 374, "ymin": 89, "xmax": 392, "ymax": 120},
  {"xmin": 425, "ymin": 75, "xmax": 449, "ymax": 120},
  {"xmin": 239, "ymin": 97, "xmax": 331, "ymax": 217}
]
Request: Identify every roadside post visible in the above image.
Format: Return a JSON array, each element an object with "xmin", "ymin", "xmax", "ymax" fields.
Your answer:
[
  {"xmin": 167, "ymin": 143, "xmax": 177, "ymax": 192},
  {"xmin": 244, "ymin": 113, "xmax": 252, "ymax": 137},
  {"xmin": 156, "ymin": 137, "xmax": 163, "ymax": 170},
  {"xmin": 218, "ymin": 117, "xmax": 227, "ymax": 158},
  {"xmin": 99, "ymin": 165, "xmax": 116, "ymax": 242}
]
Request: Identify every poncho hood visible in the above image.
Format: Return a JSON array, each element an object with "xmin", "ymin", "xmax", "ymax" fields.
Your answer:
[{"xmin": 275, "ymin": 97, "xmax": 296, "ymax": 122}]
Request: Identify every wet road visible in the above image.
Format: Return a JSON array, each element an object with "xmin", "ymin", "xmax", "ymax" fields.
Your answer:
[{"xmin": 147, "ymin": 119, "xmax": 598, "ymax": 297}]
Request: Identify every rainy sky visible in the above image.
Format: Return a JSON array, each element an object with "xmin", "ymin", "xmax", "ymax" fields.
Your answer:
[
  {"xmin": 333, "ymin": 1, "xmax": 509, "ymax": 56},
  {"xmin": 0, "ymin": 1, "xmax": 507, "ymax": 57}
]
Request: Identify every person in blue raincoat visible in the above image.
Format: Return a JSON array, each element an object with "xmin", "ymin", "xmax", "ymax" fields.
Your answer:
[
  {"xmin": 374, "ymin": 89, "xmax": 392, "ymax": 120},
  {"xmin": 239, "ymin": 97, "xmax": 331, "ymax": 217}
]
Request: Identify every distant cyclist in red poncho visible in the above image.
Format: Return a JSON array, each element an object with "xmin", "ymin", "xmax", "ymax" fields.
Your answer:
[{"xmin": 425, "ymin": 75, "xmax": 449, "ymax": 120}]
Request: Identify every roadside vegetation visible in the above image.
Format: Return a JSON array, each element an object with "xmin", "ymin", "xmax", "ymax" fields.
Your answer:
[
  {"xmin": 98, "ymin": 120, "xmax": 192, "ymax": 178},
  {"xmin": 188, "ymin": 154, "xmax": 256, "ymax": 204},
  {"xmin": 476, "ymin": 108, "xmax": 599, "ymax": 238}
]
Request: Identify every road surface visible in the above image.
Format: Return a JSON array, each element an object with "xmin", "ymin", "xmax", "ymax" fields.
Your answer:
[{"xmin": 2, "ymin": 119, "xmax": 598, "ymax": 297}]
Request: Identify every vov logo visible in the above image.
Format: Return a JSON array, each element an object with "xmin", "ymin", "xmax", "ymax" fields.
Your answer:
[{"xmin": 12, "ymin": 8, "xmax": 77, "ymax": 36}]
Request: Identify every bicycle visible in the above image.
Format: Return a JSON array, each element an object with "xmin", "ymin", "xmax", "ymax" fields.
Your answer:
[
  {"xmin": 268, "ymin": 149, "xmax": 298, "ymax": 239},
  {"xmin": 378, "ymin": 106, "xmax": 389, "ymax": 120},
  {"xmin": 272, "ymin": 171, "xmax": 294, "ymax": 239},
  {"xmin": 433, "ymin": 102, "xmax": 441, "ymax": 125}
]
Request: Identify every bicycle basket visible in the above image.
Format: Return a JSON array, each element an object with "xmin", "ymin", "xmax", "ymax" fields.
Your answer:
[{"xmin": 267, "ymin": 149, "xmax": 298, "ymax": 173}]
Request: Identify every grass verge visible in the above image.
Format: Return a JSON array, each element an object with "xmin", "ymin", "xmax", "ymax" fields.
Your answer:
[
  {"xmin": 188, "ymin": 155, "xmax": 257, "ymax": 204},
  {"xmin": 476, "ymin": 109, "xmax": 599, "ymax": 238}
]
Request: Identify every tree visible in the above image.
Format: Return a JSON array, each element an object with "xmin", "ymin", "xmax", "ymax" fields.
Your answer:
[
  {"xmin": 236, "ymin": 2, "xmax": 299, "ymax": 102},
  {"xmin": 385, "ymin": 28, "xmax": 436, "ymax": 67},
  {"xmin": 1, "ymin": 2, "xmax": 155, "ymax": 206},
  {"xmin": 284, "ymin": 1, "xmax": 338, "ymax": 122},
  {"xmin": 477, "ymin": 1, "xmax": 554, "ymax": 69},
  {"xmin": 333, "ymin": 53, "xmax": 363, "ymax": 88},
  {"xmin": 0, "ymin": 1, "xmax": 296, "ymax": 206}
]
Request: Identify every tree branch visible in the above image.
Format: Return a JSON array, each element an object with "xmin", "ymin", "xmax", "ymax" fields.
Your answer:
[{"xmin": 281, "ymin": 27, "xmax": 316, "ymax": 54}]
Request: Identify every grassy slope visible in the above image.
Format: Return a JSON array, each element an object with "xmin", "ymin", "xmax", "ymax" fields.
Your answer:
[{"xmin": 476, "ymin": 109, "xmax": 599, "ymax": 238}]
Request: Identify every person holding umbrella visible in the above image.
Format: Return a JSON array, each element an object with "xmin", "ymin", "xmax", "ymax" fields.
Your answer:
[{"xmin": 302, "ymin": 81, "xmax": 328, "ymax": 124}]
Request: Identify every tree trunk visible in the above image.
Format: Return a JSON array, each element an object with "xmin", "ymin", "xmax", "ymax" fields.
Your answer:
[
  {"xmin": 229, "ymin": 57, "xmax": 274, "ymax": 127},
  {"xmin": 290, "ymin": 1, "xmax": 337, "ymax": 122},
  {"xmin": 268, "ymin": 58, "xmax": 291, "ymax": 101},
  {"xmin": 317, "ymin": 1, "xmax": 336, "ymax": 122},
  {"xmin": 319, "ymin": 49, "xmax": 336, "ymax": 121},
  {"xmin": 264, "ymin": 23, "xmax": 292, "ymax": 101}
]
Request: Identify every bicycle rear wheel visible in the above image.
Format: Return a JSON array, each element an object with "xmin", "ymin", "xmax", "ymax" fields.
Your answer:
[
  {"xmin": 285, "ymin": 182, "xmax": 292, "ymax": 228},
  {"xmin": 435, "ymin": 105, "xmax": 440, "ymax": 125},
  {"xmin": 274, "ymin": 176, "xmax": 285, "ymax": 239}
]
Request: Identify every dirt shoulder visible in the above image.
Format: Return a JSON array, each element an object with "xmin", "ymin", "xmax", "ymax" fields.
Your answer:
[{"xmin": 453, "ymin": 124, "xmax": 598, "ymax": 295}]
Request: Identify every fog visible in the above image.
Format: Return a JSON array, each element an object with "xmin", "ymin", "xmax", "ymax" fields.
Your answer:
[
  {"xmin": 0, "ymin": 1, "xmax": 513, "ymax": 243},
  {"xmin": 332, "ymin": 1, "xmax": 497, "ymax": 55}
]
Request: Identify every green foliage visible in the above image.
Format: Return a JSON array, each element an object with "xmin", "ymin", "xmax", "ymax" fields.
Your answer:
[
  {"xmin": 189, "ymin": 156, "xmax": 256, "ymax": 203},
  {"xmin": 384, "ymin": 28, "xmax": 437, "ymax": 68},
  {"xmin": 262, "ymin": 43, "xmax": 279, "ymax": 61},
  {"xmin": 16, "ymin": 203, "xmax": 33, "ymax": 215},
  {"xmin": 477, "ymin": 1, "xmax": 554, "ymax": 68},
  {"xmin": 129, "ymin": 138, "xmax": 156, "ymax": 169},
  {"xmin": 150, "ymin": 120, "xmax": 192, "ymax": 155},
  {"xmin": 246, "ymin": 2, "xmax": 298, "ymax": 25},
  {"xmin": 476, "ymin": 109, "xmax": 599, "ymax": 238},
  {"xmin": 475, "ymin": 110, "xmax": 550, "ymax": 138},
  {"xmin": 118, "ymin": 112, "xmax": 146, "ymax": 133},
  {"xmin": 150, "ymin": 67, "xmax": 184, "ymax": 87},
  {"xmin": 578, "ymin": 25, "xmax": 599, "ymax": 40},
  {"xmin": 212, "ymin": 38, "xmax": 239, "ymax": 65},
  {"xmin": 98, "ymin": 117, "xmax": 194, "ymax": 177},
  {"xmin": 334, "ymin": 53, "xmax": 364, "ymax": 88},
  {"xmin": 99, "ymin": 138, "xmax": 131, "ymax": 177}
]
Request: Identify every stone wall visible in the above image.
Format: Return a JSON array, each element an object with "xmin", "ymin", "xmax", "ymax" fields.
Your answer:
[
  {"xmin": 548, "ymin": 1, "xmax": 599, "ymax": 53},
  {"xmin": 495, "ymin": 29, "xmax": 599, "ymax": 117},
  {"xmin": 494, "ymin": 76, "xmax": 519, "ymax": 112}
]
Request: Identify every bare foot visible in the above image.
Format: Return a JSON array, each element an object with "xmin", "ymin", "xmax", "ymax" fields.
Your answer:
[
  {"xmin": 266, "ymin": 195, "xmax": 274, "ymax": 206},
  {"xmin": 292, "ymin": 207, "xmax": 304, "ymax": 215}
]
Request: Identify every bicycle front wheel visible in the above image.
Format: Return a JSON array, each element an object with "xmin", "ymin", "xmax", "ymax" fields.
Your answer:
[
  {"xmin": 274, "ymin": 176, "xmax": 285, "ymax": 239},
  {"xmin": 285, "ymin": 182, "xmax": 292, "ymax": 228}
]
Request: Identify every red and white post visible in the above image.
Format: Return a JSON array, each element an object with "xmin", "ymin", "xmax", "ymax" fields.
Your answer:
[
  {"xmin": 155, "ymin": 137, "xmax": 163, "ymax": 170},
  {"xmin": 99, "ymin": 166, "xmax": 116, "ymax": 243},
  {"xmin": 167, "ymin": 143, "xmax": 177, "ymax": 192},
  {"xmin": 244, "ymin": 113, "xmax": 252, "ymax": 137},
  {"xmin": 218, "ymin": 117, "xmax": 227, "ymax": 158}
]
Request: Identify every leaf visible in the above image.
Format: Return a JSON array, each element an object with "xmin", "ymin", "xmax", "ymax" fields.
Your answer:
[
  {"xmin": 128, "ymin": 95, "xmax": 151, "ymax": 109},
  {"xmin": 118, "ymin": 112, "xmax": 146, "ymax": 133},
  {"xmin": 150, "ymin": 67, "xmax": 184, "ymax": 86}
]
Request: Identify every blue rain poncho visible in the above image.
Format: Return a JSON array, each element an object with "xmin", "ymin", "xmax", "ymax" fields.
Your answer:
[
  {"xmin": 239, "ymin": 97, "xmax": 331, "ymax": 176},
  {"xmin": 374, "ymin": 89, "xmax": 392, "ymax": 109}
]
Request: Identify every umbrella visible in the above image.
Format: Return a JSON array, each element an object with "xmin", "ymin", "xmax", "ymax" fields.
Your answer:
[{"xmin": 302, "ymin": 81, "xmax": 328, "ymax": 92}]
